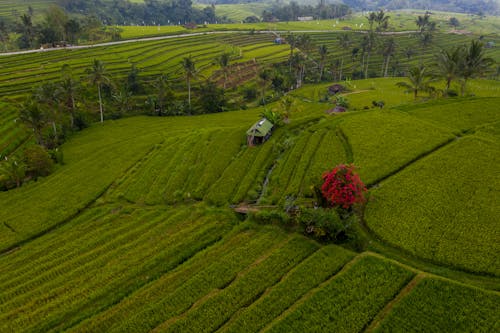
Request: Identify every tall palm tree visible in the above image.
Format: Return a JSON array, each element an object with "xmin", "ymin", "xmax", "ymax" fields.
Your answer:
[
  {"xmin": 374, "ymin": 10, "xmax": 390, "ymax": 31},
  {"xmin": 415, "ymin": 13, "xmax": 436, "ymax": 60},
  {"xmin": 287, "ymin": 33, "xmax": 297, "ymax": 72},
  {"xmin": 318, "ymin": 44, "xmax": 328, "ymax": 82},
  {"xmin": 57, "ymin": 76, "xmax": 79, "ymax": 128},
  {"xmin": 181, "ymin": 56, "xmax": 196, "ymax": 109},
  {"xmin": 460, "ymin": 40, "xmax": 495, "ymax": 95},
  {"xmin": 396, "ymin": 66, "xmax": 433, "ymax": 99},
  {"xmin": 361, "ymin": 31, "xmax": 376, "ymax": 79},
  {"xmin": 216, "ymin": 53, "xmax": 231, "ymax": 89},
  {"xmin": 434, "ymin": 46, "xmax": 464, "ymax": 92},
  {"xmin": 381, "ymin": 37, "xmax": 397, "ymax": 77},
  {"xmin": 19, "ymin": 100, "xmax": 47, "ymax": 146},
  {"xmin": 33, "ymin": 82, "xmax": 59, "ymax": 138},
  {"xmin": 337, "ymin": 34, "xmax": 351, "ymax": 81},
  {"xmin": 87, "ymin": 59, "xmax": 110, "ymax": 123}
]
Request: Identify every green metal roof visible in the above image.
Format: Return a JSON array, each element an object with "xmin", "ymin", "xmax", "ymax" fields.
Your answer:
[{"xmin": 246, "ymin": 118, "xmax": 274, "ymax": 137}]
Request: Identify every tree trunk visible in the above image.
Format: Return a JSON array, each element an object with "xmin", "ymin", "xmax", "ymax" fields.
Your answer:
[
  {"xmin": 98, "ymin": 84, "xmax": 103, "ymax": 123},
  {"xmin": 364, "ymin": 51, "xmax": 371, "ymax": 79},
  {"xmin": 339, "ymin": 57, "xmax": 344, "ymax": 81},
  {"xmin": 384, "ymin": 55, "xmax": 391, "ymax": 77},
  {"xmin": 187, "ymin": 78, "xmax": 191, "ymax": 108},
  {"xmin": 70, "ymin": 96, "xmax": 75, "ymax": 128}
]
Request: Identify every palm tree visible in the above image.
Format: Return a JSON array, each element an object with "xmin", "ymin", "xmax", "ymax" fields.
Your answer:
[
  {"xmin": 337, "ymin": 34, "xmax": 351, "ymax": 81},
  {"xmin": 57, "ymin": 75, "xmax": 79, "ymax": 128},
  {"xmin": 19, "ymin": 100, "xmax": 47, "ymax": 146},
  {"xmin": 415, "ymin": 13, "xmax": 436, "ymax": 60},
  {"xmin": 396, "ymin": 66, "xmax": 434, "ymax": 99},
  {"xmin": 361, "ymin": 31, "xmax": 376, "ymax": 79},
  {"xmin": 460, "ymin": 40, "xmax": 495, "ymax": 95},
  {"xmin": 87, "ymin": 59, "xmax": 110, "ymax": 123},
  {"xmin": 216, "ymin": 53, "xmax": 231, "ymax": 89},
  {"xmin": 381, "ymin": 38, "xmax": 397, "ymax": 77},
  {"xmin": 181, "ymin": 56, "xmax": 196, "ymax": 109},
  {"xmin": 287, "ymin": 33, "xmax": 297, "ymax": 72},
  {"xmin": 154, "ymin": 74, "xmax": 174, "ymax": 116},
  {"xmin": 434, "ymin": 46, "xmax": 464, "ymax": 92},
  {"xmin": 258, "ymin": 68, "xmax": 272, "ymax": 105},
  {"xmin": 374, "ymin": 10, "xmax": 390, "ymax": 31},
  {"xmin": 318, "ymin": 44, "xmax": 328, "ymax": 82},
  {"xmin": 33, "ymin": 82, "xmax": 59, "ymax": 138}
]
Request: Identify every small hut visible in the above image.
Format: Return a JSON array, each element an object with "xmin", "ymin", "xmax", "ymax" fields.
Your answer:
[{"xmin": 247, "ymin": 118, "xmax": 274, "ymax": 146}]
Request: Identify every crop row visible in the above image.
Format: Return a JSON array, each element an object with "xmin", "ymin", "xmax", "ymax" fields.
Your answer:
[
  {"xmin": 0, "ymin": 125, "xmax": 163, "ymax": 251},
  {"xmin": 365, "ymin": 136, "xmax": 500, "ymax": 276},
  {"xmin": 338, "ymin": 109, "xmax": 455, "ymax": 185},
  {"xmin": 266, "ymin": 255, "xmax": 414, "ymax": 332},
  {"xmin": 221, "ymin": 244, "xmax": 355, "ymax": 333},
  {"xmin": 158, "ymin": 236, "xmax": 319, "ymax": 332},
  {"xmin": 71, "ymin": 223, "xmax": 293, "ymax": 332},
  {"xmin": 0, "ymin": 204, "xmax": 235, "ymax": 332},
  {"xmin": 375, "ymin": 277, "xmax": 500, "ymax": 332}
]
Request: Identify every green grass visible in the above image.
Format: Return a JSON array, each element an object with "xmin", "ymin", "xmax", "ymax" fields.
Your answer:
[
  {"xmin": 338, "ymin": 108, "xmax": 455, "ymax": 185},
  {"xmin": 365, "ymin": 136, "xmax": 500, "ymax": 276},
  {"xmin": 375, "ymin": 277, "xmax": 500, "ymax": 332}
]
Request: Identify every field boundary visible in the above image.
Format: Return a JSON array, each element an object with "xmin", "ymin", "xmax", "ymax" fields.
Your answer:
[
  {"xmin": 364, "ymin": 273, "xmax": 425, "ymax": 332},
  {"xmin": 260, "ymin": 252, "xmax": 367, "ymax": 332}
]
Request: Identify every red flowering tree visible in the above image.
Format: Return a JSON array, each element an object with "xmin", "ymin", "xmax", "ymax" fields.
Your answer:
[{"xmin": 321, "ymin": 164, "xmax": 367, "ymax": 209}]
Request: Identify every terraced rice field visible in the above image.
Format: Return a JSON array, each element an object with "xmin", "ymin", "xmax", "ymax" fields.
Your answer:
[{"xmin": 0, "ymin": 22, "xmax": 498, "ymax": 328}]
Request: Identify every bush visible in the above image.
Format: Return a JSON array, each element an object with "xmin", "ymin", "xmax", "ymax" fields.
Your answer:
[
  {"xmin": 321, "ymin": 164, "xmax": 367, "ymax": 209},
  {"xmin": 24, "ymin": 145, "xmax": 54, "ymax": 180}
]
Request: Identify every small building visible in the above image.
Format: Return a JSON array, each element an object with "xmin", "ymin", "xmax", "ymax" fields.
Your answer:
[
  {"xmin": 274, "ymin": 37, "xmax": 284, "ymax": 44},
  {"xmin": 247, "ymin": 118, "xmax": 274, "ymax": 146},
  {"xmin": 298, "ymin": 16, "xmax": 313, "ymax": 21}
]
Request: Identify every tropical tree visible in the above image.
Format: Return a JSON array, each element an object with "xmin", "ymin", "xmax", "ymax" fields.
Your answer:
[
  {"xmin": 360, "ymin": 31, "xmax": 376, "ymax": 79},
  {"xmin": 19, "ymin": 100, "xmax": 47, "ymax": 146},
  {"xmin": 318, "ymin": 44, "xmax": 328, "ymax": 82},
  {"xmin": 0, "ymin": 157, "xmax": 26, "ymax": 189},
  {"xmin": 287, "ymin": 33, "xmax": 297, "ymax": 72},
  {"xmin": 278, "ymin": 95, "xmax": 297, "ymax": 123},
  {"xmin": 415, "ymin": 13, "xmax": 436, "ymax": 59},
  {"xmin": 290, "ymin": 53, "xmax": 306, "ymax": 88},
  {"xmin": 216, "ymin": 53, "xmax": 231, "ymax": 89},
  {"xmin": 459, "ymin": 40, "xmax": 495, "ymax": 95},
  {"xmin": 396, "ymin": 66, "xmax": 434, "ymax": 99},
  {"xmin": 181, "ymin": 56, "xmax": 196, "ymax": 109},
  {"xmin": 337, "ymin": 34, "xmax": 351, "ymax": 81},
  {"xmin": 56, "ymin": 70, "xmax": 80, "ymax": 128},
  {"xmin": 374, "ymin": 10, "xmax": 390, "ymax": 31},
  {"xmin": 154, "ymin": 74, "xmax": 174, "ymax": 116},
  {"xmin": 258, "ymin": 68, "xmax": 273, "ymax": 105},
  {"xmin": 434, "ymin": 45, "xmax": 464, "ymax": 92},
  {"xmin": 380, "ymin": 37, "xmax": 397, "ymax": 77},
  {"xmin": 33, "ymin": 83, "xmax": 59, "ymax": 139},
  {"xmin": 87, "ymin": 59, "xmax": 110, "ymax": 123}
]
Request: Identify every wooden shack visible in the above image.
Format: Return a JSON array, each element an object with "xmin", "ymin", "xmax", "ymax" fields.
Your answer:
[{"xmin": 247, "ymin": 118, "xmax": 274, "ymax": 146}]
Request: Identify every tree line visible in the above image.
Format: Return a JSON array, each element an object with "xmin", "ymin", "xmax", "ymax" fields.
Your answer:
[
  {"xmin": 343, "ymin": 0, "xmax": 498, "ymax": 15},
  {"xmin": 262, "ymin": 1, "xmax": 351, "ymax": 22},
  {"xmin": 58, "ymin": 0, "xmax": 217, "ymax": 26},
  {"xmin": 0, "ymin": 0, "xmax": 219, "ymax": 51}
]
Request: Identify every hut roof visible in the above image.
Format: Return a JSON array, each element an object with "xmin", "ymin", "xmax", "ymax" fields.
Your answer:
[{"xmin": 246, "ymin": 118, "xmax": 274, "ymax": 137}]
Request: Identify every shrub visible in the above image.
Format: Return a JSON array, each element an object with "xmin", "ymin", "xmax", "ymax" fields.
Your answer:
[
  {"xmin": 321, "ymin": 164, "xmax": 367, "ymax": 209},
  {"xmin": 23, "ymin": 145, "xmax": 54, "ymax": 180}
]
